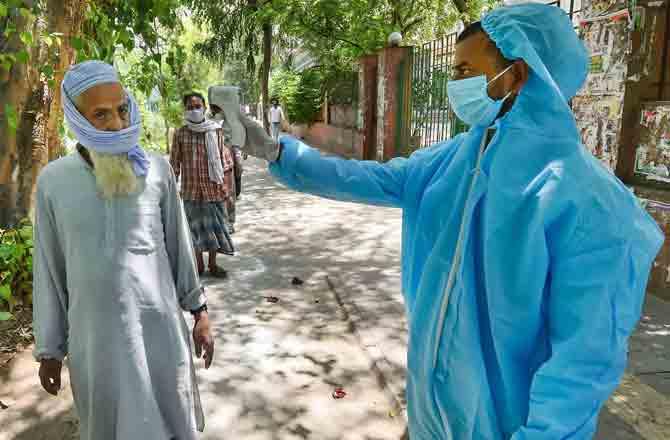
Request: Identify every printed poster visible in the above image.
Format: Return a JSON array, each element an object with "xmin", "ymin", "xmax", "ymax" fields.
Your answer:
[{"xmin": 635, "ymin": 103, "xmax": 670, "ymax": 183}]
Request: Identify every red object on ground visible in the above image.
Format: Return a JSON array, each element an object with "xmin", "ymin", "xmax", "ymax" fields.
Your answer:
[{"xmin": 332, "ymin": 388, "xmax": 347, "ymax": 399}]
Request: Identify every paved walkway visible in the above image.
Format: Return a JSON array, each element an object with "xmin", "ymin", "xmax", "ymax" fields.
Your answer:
[{"xmin": 1, "ymin": 157, "xmax": 669, "ymax": 439}]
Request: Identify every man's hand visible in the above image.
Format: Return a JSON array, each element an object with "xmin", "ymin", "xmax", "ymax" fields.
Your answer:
[
  {"xmin": 192, "ymin": 312, "xmax": 214, "ymax": 369},
  {"xmin": 239, "ymin": 111, "xmax": 281, "ymax": 162},
  {"xmin": 39, "ymin": 359, "xmax": 62, "ymax": 396}
]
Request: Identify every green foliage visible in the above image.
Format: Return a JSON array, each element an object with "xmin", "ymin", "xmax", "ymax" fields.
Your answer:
[
  {"xmin": 294, "ymin": 69, "xmax": 326, "ymax": 124},
  {"xmin": 322, "ymin": 68, "xmax": 358, "ymax": 105},
  {"xmin": 271, "ymin": 68, "xmax": 324, "ymax": 125},
  {"xmin": 187, "ymin": 0, "xmax": 263, "ymax": 73},
  {"xmin": 4, "ymin": 103, "xmax": 18, "ymax": 132},
  {"xmin": 0, "ymin": 221, "xmax": 33, "ymax": 320},
  {"xmin": 0, "ymin": 1, "xmax": 39, "ymax": 134},
  {"xmin": 117, "ymin": 15, "xmax": 226, "ymax": 152},
  {"xmin": 80, "ymin": 0, "xmax": 182, "ymax": 63},
  {"xmin": 223, "ymin": 60, "xmax": 260, "ymax": 105},
  {"xmin": 270, "ymin": 69, "xmax": 300, "ymax": 119},
  {"xmin": 268, "ymin": 0, "xmax": 469, "ymax": 74}
]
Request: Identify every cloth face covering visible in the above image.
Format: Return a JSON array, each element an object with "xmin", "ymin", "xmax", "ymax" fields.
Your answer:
[
  {"xmin": 185, "ymin": 109, "xmax": 205, "ymax": 123},
  {"xmin": 184, "ymin": 118, "xmax": 225, "ymax": 185},
  {"xmin": 61, "ymin": 60, "xmax": 150, "ymax": 176}
]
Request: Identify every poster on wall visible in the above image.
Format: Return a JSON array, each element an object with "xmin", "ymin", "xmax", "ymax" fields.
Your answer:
[
  {"xmin": 572, "ymin": 7, "xmax": 632, "ymax": 173},
  {"xmin": 573, "ymin": 94, "xmax": 623, "ymax": 172},
  {"xmin": 582, "ymin": 0, "xmax": 628, "ymax": 17},
  {"xmin": 635, "ymin": 102, "xmax": 670, "ymax": 183},
  {"xmin": 578, "ymin": 13, "xmax": 630, "ymax": 95}
]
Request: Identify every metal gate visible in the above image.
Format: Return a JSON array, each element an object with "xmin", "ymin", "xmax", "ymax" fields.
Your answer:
[{"xmin": 408, "ymin": 32, "xmax": 467, "ymax": 152}]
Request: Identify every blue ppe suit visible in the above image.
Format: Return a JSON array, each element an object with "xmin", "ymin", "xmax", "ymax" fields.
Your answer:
[{"xmin": 270, "ymin": 4, "xmax": 664, "ymax": 439}]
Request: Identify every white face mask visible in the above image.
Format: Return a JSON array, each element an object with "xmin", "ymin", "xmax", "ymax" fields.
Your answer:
[{"xmin": 184, "ymin": 108, "xmax": 205, "ymax": 123}]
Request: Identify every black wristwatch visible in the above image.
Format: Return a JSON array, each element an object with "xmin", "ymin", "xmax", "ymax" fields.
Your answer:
[{"xmin": 190, "ymin": 304, "xmax": 208, "ymax": 317}]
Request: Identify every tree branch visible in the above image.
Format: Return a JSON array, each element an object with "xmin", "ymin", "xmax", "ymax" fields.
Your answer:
[
  {"xmin": 296, "ymin": 14, "xmax": 365, "ymax": 51},
  {"xmin": 402, "ymin": 16, "xmax": 426, "ymax": 35}
]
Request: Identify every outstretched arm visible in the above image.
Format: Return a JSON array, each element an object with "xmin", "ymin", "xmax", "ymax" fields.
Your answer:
[
  {"xmin": 269, "ymin": 137, "xmax": 409, "ymax": 208},
  {"xmin": 240, "ymin": 111, "xmax": 408, "ymax": 207}
]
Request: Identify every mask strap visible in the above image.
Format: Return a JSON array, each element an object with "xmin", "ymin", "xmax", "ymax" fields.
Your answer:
[
  {"xmin": 487, "ymin": 64, "xmax": 515, "ymax": 105},
  {"xmin": 486, "ymin": 63, "xmax": 515, "ymax": 86}
]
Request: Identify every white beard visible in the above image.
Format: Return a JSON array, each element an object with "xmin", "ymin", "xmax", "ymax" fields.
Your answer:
[{"xmin": 88, "ymin": 150, "xmax": 139, "ymax": 199}]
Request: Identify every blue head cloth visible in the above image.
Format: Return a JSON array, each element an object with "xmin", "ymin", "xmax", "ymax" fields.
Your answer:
[
  {"xmin": 62, "ymin": 60, "xmax": 150, "ymax": 176},
  {"xmin": 482, "ymin": 3, "xmax": 589, "ymax": 136}
]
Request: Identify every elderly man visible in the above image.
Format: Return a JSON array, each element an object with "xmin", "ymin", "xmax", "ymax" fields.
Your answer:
[
  {"xmin": 241, "ymin": 4, "xmax": 664, "ymax": 439},
  {"xmin": 171, "ymin": 92, "xmax": 235, "ymax": 277},
  {"xmin": 33, "ymin": 61, "xmax": 213, "ymax": 440}
]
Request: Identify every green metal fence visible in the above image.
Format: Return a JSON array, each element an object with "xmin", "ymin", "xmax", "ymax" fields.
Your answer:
[{"xmin": 409, "ymin": 32, "xmax": 468, "ymax": 152}]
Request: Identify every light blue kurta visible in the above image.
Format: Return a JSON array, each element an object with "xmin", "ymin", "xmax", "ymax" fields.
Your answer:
[
  {"xmin": 269, "ymin": 5, "xmax": 664, "ymax": 439},
  {"xmin": 33, "ymin": 150, "xmax": 206, "ymax": 440}
]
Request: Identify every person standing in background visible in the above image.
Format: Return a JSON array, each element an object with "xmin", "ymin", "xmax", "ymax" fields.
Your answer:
[
  {"xmin": 269, "ymin": 98, "xmax": 285, "ymax": 142},
  {"xmin": 171, "ymin": 92, "xmax": 235, "ymax": 277}
]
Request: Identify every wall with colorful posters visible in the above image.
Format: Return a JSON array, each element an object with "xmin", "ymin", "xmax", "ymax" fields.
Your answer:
[
  {"xmin": 575, "ymin": 0, "xmax": 670, "ymax": 299},
  {"xmin": 573, "ymin": 9, "xmax": 631, "ymax": 172},
  {"xmin": 635, "ymin": 102, "xmax": 670, "ymax": 182},
  {"xmin": 583, "ymin": 0, "xmax": 628, "ymax": 16},
  {"xmin": 579, "ymin": 10, "xmax": 630, "ymax": 95},
  {"xmin": 573, "ymin": 95, "xmax": 624, "ymax": 171}
]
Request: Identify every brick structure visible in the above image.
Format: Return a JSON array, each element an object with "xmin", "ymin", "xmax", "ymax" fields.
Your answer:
[
  {"xmin": 375, "ymin": 47, "xmax": 412, "ymax": 161},
  {"xmin": 359, "ymin": 55, "xmax": 379, "ymax": 160}
]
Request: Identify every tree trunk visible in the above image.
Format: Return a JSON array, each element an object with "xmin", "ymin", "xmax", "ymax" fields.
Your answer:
[
  {"xmin": 0, "ymin": 2, "xmax": 35, "ymax": 227},
  {"xmin": 0, "ymin": 0, "xmax": 86, "ymax": 227},
  {"xmin": 164, "ymin": 119, "xmax": 171, "ymax": 155},
  {"xmin": 16, "ymin": 86, "xmax": 47, "ymax": 223},
  {"xmin": 261, "ymin": 22, "xmax": 272, "ymax": 134},
  {"xmin": 15, "ymin": 14, "xmax": 50, "ymax": 224},
  {"xmin": 46, "ymin": 0, "xmax": 87, "ymax": 161}
]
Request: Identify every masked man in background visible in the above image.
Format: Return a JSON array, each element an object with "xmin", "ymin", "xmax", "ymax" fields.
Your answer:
[{"xmin": 171, "ymin": 91, "xmax": 235, "ymax": 277}]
